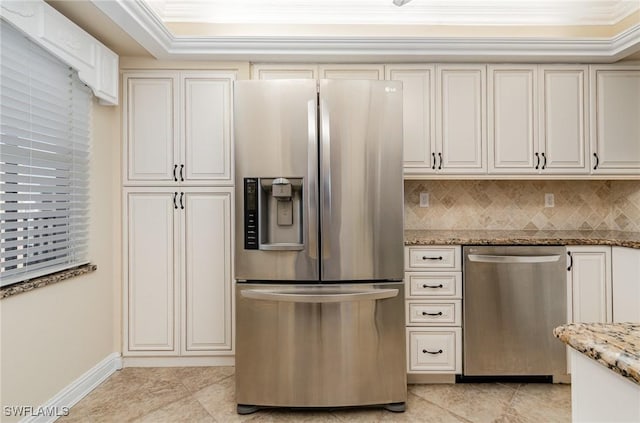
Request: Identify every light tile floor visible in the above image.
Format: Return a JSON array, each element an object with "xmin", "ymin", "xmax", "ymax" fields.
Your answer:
[{"xmin": 58, "ymin": 367, "xmax": 571, "ymax": 422}]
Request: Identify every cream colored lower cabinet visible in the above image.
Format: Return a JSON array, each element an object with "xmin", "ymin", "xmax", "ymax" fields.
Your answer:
[
  {"xmin": 407, "ymin": 328, "xmax": 462, "ymax": 373},
  {"xmin": 405, "ymin": 246, "xmax": 463, "ymax": 377},
  {"xmin": 567, "ymin": 246, "xmax": 612, "ymax": 324},
  {"xmin": 123, "ymin": 187, "xmax": 233, "ymax": 358},
  {"xmin": 612, "ymin": 247, "xmax": 640, "ymax": 322}
]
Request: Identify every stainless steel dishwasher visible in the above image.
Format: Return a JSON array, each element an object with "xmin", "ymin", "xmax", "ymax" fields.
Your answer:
[{"xmin": 463, "ymin": 246, "xmax": 567, "ymax": 378}]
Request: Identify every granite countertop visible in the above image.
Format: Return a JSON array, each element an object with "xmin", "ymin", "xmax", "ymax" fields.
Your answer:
[
  {"xmin": 554, "ymin": 323, "xmax": 640, "ymax": 386},
  {"xmin": 404, "ymin": 230, "xmax": 640, "ymax": 249}
]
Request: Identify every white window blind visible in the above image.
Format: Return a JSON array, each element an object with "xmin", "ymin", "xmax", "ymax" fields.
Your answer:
[{"xmin": 1, "ymin": 20, "xmax": 91, "ymax": 287}]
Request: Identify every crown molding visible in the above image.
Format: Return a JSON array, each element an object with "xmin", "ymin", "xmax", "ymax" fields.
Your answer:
[{"xmin": 93, "ymin": 0, "xmax": 640, "ymax": 63}]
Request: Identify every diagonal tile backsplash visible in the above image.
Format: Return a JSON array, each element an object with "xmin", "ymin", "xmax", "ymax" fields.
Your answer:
[{"xmin": 405, "ymin": 180, "xmax": 640, "ymax": 232}]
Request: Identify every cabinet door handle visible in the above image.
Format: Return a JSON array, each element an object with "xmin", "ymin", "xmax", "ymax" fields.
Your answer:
[
  {"xmin": 438, "ymin": 152, "xmax": 442, "ymax": 170},
  {"xmin": 567, "ymin": 251, "xmax": 573, "ymax": 272},
  {"xmin": 593, "ymin": 153, "xmax": 599, "ymax": 170},
  {"xmin": 173, "ymin": 192, "xmax": 178, "ymax": 209},
  {"xmin": 422, "ymin": 349, "xmax": 443, "ymax": 355},
  {"xmin": 179, "ymin": 192, "xmax": 184, "ymax": 210},
  {"xmin": 535, "ymin": 152, "xmax": 540, "ymax": 169},
  {"xmin": 180, "ymin": 164, "xmax": 185, "ymax": 182},
  {"xmin": 173, "ymin": 164, "xmax": 178, "ymax": 182},
  {"xmin": 422, "ymin": 311, "xmax": 443, "ymax": 316},
  {"xmin": 422, "ymin": 256, "xmax": 443, "ymax": 261},
  {"xmin": 431, "ymin": 152, "xmax": 436, "ymax": 170},
  {"xmin": 541, "ymin": 152, "xmax": 547, "ymax": 169},
  {"xmin": 422, "ymin": 284, "xmax": 444, "ymax": 289}
]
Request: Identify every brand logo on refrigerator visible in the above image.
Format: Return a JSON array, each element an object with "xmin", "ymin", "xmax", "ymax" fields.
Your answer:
[{"xmin": 385, "ymin": 87, "xmax": 397, "ymax": 93}]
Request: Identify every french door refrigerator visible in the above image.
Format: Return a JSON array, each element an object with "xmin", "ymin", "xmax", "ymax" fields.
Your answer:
[{"xmin": 234, "ymin": 79, "xmax": 406, "ymax": 414}]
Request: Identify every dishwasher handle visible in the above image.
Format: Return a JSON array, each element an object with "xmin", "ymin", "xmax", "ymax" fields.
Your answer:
[
  {"xmin": 240, "ymin": 288, "xmax": 399, "ymax": 303},
  {"xmin": 467, "ymin": 254, "xmax": 562, "ymax": 264}
]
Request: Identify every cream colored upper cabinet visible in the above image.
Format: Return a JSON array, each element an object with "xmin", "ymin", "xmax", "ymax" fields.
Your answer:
[
  {"xmin": 123, "ymin": 71, "xmax": 236, "ymax": 186},
  {"xmin": 489, "ymin": 65, "xmax": 589, "ymax": 175},
  {"xmin": 436, "ymin": 65, "xmax": 487, "ymax": 174},
  {"xmin": 251, "ymin": 64, "xmax": 318, "ymax": 80},
  {"xmin": 181, "ymin": 72, "xmax": 234, "ymax": 183},
  {"xmin": 386, "ymin": 65, "xmax": 436, "ymax": 173},
  {"xmin": 590, "ymin": 66, "xmax": 640, "ymax": 174},
  {"xmin": 488, "ymin": 65, "xmax": 538, "ymax": 174},
  {"xmin": 539, "ymin": 66, "xmax": 589, "ymax": 174},
  {"xmin": 124, "ymin": 73, "xmax": 180, "ymax": 184},
  {"xmin": 318, "ymin": 64, "xmax": 385, "ymax": 80}
]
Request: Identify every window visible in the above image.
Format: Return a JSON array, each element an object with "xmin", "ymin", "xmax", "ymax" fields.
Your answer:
[{"xmin": 1, "ymin": 20, "xmax": 91, "ymax": 287}]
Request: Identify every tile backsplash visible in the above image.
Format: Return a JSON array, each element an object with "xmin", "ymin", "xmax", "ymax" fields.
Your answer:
[{"xmin": 405, "ymin": 180, "xmax": 640, "ymax": 232}]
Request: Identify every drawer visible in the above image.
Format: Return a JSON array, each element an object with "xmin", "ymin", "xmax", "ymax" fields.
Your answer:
[
  {"xmin": 406, "ymin": 300, "xmax": 461, "ymax": 326},
  {"xmin": 407, "ymin": 328, "xmax": 462, "ymax": 373},
  {"xmin": 406, "ymin": 272, "xmax": 462, "ymax": 298},
  {"xmin": 405, "ymin": 246, "xmax": 461, "ymax": 270}
]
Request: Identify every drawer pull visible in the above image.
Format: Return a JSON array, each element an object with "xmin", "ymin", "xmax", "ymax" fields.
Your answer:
[
  {"xmin": 422, "ymin": 256, "xmax": 443, "ymax": 261},
  {"xmin": 422, "ymin": 284, "xmax": 443, "ymax": 289},
  {"xmin": 422, "ymin": 311, "xmax": 443, "ymax": 316},
  {"xmin": 422, "ymin": 349, "xmax": 443, "ymax": 355}
]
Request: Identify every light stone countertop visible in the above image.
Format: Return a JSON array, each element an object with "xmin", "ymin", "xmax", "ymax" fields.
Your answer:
[
  {"xmin": 554, "ymin": 323, "xmax": 640, "ymax": 386},
  {"xmin": 404, "ymin": 229, "xmax": 640, "ymax": 249}
]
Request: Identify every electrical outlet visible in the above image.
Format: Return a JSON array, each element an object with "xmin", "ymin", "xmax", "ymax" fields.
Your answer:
[
  {"xmin": 545, "ymin": 193, "xmax": 555, "ymax": 208},
  {"xmin": 420, "ymin": 192, "xmax": 429, "ymax": 208}
]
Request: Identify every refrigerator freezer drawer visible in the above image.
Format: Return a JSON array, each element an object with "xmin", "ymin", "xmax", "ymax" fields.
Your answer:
[
  {"xmin": 235, "ymin": 282, "xmax": 407, "ymax": 408},
  {"xmin": 407, "ymin": 328, "xmax": 462, "ymax": 373}
]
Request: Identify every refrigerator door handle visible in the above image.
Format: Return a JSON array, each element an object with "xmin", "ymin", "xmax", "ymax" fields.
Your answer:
[
  {"xmin": 240, "ymin": 288, "xmax": 399, "ymax": 303},
  {"xmin": 307, "ymin": 99, "xmax": 318, "ymax": 260},
  {"xmin": 320, "ymin": 97, "xmax": 332, "ymax": 258}
]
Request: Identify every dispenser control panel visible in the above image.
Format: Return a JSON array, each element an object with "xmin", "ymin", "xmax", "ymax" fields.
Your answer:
[{"xmin": 244, "ymin": 178, "xmax": 259, "ymax": 249}]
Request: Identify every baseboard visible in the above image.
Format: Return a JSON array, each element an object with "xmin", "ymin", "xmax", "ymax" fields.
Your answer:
[
  {"xmin": 21, "ymin": 352, "xmax": 122, "ymax": 423},
  {"xmin": 123, "ymin": 356, "xmax": 235, "ymax": 367},
  {"xmin": 407, "ymin": 373, "xmax": 457, "ymax": 384}
]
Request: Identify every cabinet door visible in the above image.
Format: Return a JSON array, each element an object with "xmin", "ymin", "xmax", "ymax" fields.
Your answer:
[
  {"xmin": 568, "ymin": 246, "xmax": 612, "ymax": 323},
  {"xmin": 123, "ymin": 74, "xmax": 179, "ymax": 185},
  {"xmin": 590, "ymin": 67, "xmax": 640, "ymax": 174},
  {"xmin": 612, "ymin": 247, "xmax": 640, "ymax": 322},
  {"xmin": 436, "ymin": 65, "xmax": 486, "ymax": 174},
  {"xmin": 386, "ymin": 65, "xmax": 435, "ymax": 173},
  {"xmin": 125, "ymin": 190, "xmax": 178, "ymax": 353},
  {"xmin": 181, "ymin": 72, "xmax": 235, "ymax": 184},
  {"xmin": 181, "ymin": 189, "xmax": 233, "ymax": 354},
  {"xmin": 251, "ymin": 64, "xmax": 318, "ymax": 80},
  {"xmin": 488, "ymin": 66, "xmax": 537, "ymax": 174},
  {"xmin": 539, "ymin": 66, "xmax": 589, "ymax": 174},
  {"xmin": 318, "ymin": 64, "xmax": 384, "ymax": 80}
]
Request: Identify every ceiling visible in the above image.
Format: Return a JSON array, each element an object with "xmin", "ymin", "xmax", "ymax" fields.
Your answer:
[
  {"xmin": 145, "ymin": 0, "xmax": 639, "ymax": 26},
  {"xmin": 47, "ymin": 0, "xmax": 640, "ymax": 62}
]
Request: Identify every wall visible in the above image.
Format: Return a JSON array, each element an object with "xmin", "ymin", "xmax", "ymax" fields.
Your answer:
[
  {"xmin": 0, "ymin": 100, "xmax": 121, "ymax": 422},
  {"xmin": 405, "ymin": 180, "xmax": 640, "ymax": 232}
]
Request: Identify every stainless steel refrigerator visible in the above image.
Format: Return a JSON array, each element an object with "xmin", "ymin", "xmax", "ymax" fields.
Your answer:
[{"xmin": 233, "ymin": 79, "xmax": 406, "ymax": 414}]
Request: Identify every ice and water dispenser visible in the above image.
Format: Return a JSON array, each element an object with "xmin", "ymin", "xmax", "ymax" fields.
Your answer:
[{"xmin": 243, "ymin": 177, "xmax": 303, "ymax": 250}]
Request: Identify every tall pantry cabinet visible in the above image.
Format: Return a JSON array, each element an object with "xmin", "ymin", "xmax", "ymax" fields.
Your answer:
[{"xmin": 122, "ymin": 70, "xmax": 236, "ymax": 363}]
